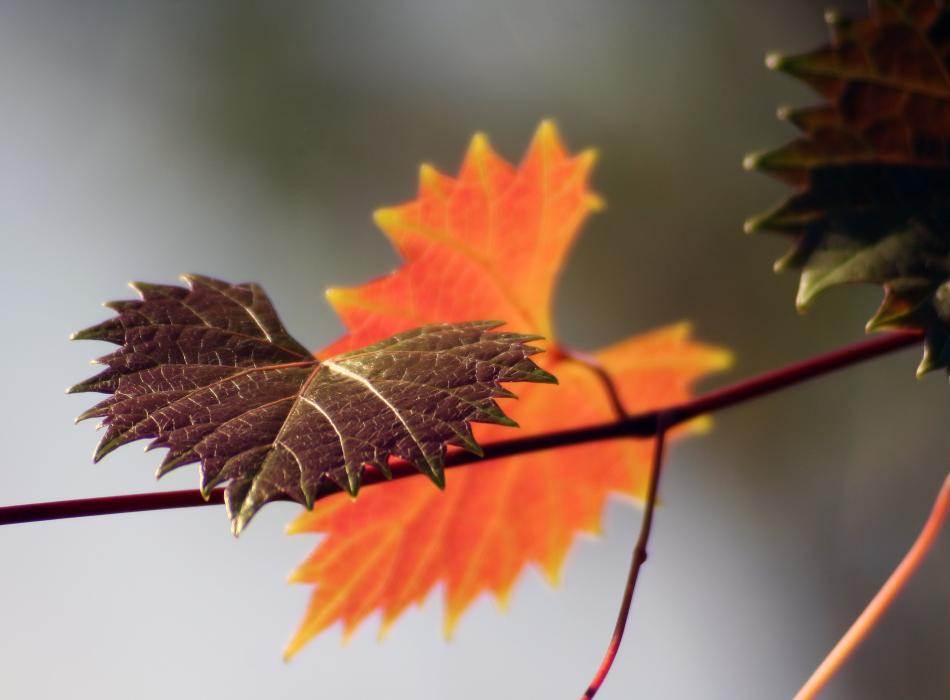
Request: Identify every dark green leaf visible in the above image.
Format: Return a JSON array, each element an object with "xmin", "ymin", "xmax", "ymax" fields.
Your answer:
[{"xmin": 745, "ymin": 1, "xmax": 949, "ymax": 373}]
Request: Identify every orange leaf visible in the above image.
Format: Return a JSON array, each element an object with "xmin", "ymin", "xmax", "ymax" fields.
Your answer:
[{"xmin": 284, "ymin": 121, "xmax": 732, "ymax": 656}]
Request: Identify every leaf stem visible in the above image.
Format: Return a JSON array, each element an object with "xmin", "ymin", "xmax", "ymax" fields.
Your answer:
[
  {"xmin": 0, "ymin": 330, "xmax": 921, "ymax": 527},
  {"xmin": 792, "ymin": 472, "xmax": 950, "ymax": 700},
  {"xmin": 561, "ymin": 346, "xmax": 629, "ymax": 420},
  {"xmin": 581, "ymin": 413, "xmax": 670, "ymax": 699}
]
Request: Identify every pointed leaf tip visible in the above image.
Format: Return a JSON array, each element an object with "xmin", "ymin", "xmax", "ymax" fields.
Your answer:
[
  {"xmin": 742, "ymin": 153, "xmax": 760, "ymax": 172},
  {"xmin": 917, "ymin": 352, "xmax": 937, "ymax": 378},
  {"xmin": 467, "ymin": 131, "xmax": 491, "ymax": 158},
  {"xmin": 345, "ymin": 468, "xmax": 361, "ymax": 497},
  {"xmin": 579, "ymin": 147, "xmax": 599, "ymax": 168},
  {"xmin": 765, "ymin": 51, "xmax": 784, "ymax": 70},
  {"xmin": 795, "ymin": 284, "xmax": 815, "ymax": 313},
  {"xmin": 743, "ymin": 215, "xmax": 764, "ymax": 234},
  {"xmin": 373, "ymin": 207, "xmax": 400, "ymax": 229},
  {"xmin": 535, "ymin": 119, "xmax": 559, "ymax": 142},
  {"xmin": 418, "ymin": 162, "xmax": 442, "ymax": 191},
  {"xmin": 824, "ymin": 8, "xmax": 844, "ymax": 27}
]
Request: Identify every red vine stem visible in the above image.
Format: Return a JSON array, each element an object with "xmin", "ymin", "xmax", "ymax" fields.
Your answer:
[
  {"xmin": 0, "ymin": 330, "xmax": 921, "ymax": 527},
  {"xmin": 792, "ymin": 472, "xmax": 950, "ymax": 700},
  {"xmin": 582, "ymin": 413, "xmax": 670, "ymax": 699}
]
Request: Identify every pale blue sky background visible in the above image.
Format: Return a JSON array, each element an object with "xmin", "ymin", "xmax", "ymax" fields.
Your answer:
[{"xmin": 2, "ymin": 1, "xmax": 949, "ymax": 698}]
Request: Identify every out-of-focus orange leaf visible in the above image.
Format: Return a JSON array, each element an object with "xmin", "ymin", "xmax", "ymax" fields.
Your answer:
[{"xmin": 285, "ymin": 121, "xmax": 732, "ymax": 656}]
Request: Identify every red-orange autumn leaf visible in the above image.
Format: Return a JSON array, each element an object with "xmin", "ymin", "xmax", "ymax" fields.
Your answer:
[{"xmin": 285, "ymin": 121, "xmax": 732, "ymax": 656}]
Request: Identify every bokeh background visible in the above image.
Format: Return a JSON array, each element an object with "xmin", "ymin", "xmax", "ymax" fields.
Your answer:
[{"xmin": 2, "ymin": 1, "xmax": 949, "ymax": 698}]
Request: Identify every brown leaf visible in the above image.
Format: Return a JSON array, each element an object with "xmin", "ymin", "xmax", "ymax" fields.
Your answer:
[{"xmin": 71, "ymin": 275, "xmax": 554, "ymax": 533}]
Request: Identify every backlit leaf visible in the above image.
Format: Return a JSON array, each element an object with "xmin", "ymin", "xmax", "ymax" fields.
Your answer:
[{"xmin": 285, "ymin": 122, "xmax": 732, "ymax": 655}]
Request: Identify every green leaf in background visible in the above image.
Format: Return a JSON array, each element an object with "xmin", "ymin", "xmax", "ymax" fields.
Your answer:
[{"xmin": 745, "ymin": 0, "xmax": 950, "ymax": 374}]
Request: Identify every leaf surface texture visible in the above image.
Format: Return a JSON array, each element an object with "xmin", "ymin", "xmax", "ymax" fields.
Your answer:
[{"xmin": 72, "ymin": 275, "xmax": 551, "ymax": 533}]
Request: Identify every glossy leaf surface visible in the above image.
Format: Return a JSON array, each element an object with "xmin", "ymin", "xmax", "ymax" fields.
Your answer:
[{"xmin": 71, "ymin": 275, "xmax": 552, "ymax": 533}]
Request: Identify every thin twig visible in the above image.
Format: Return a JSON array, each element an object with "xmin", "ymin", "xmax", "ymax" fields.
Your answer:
[
  {"xmin": 562, "ymin": 347, "xmax": 629, "ymax": 420},
  {"xmin": 792, "ymin": 472, "xmax": 950, "ymax": 700},
  {"xmin": 0, "ymin": 331, "xmax": 921, "ymax": 526},
  {"xmin": 581, "ymin": 413, "xmax": 670, "ymax": 699}
]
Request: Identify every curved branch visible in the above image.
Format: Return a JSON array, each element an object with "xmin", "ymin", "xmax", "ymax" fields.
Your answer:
[
  {"xmin": 0, "ymin": 330, "xmax": 921, "ymax": 527},
  {"xmin": 792, "ymin": 472, "xmax": 950, "ymax": 700},
  {"xmin": 562, "ymin": 347, "xmax": 629, "ymax": 420}
]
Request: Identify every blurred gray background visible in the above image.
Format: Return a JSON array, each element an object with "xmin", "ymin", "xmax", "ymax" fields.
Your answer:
[{"xmin": 2, "ymin": 1, "xmax": 949, "ymax": 698}]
